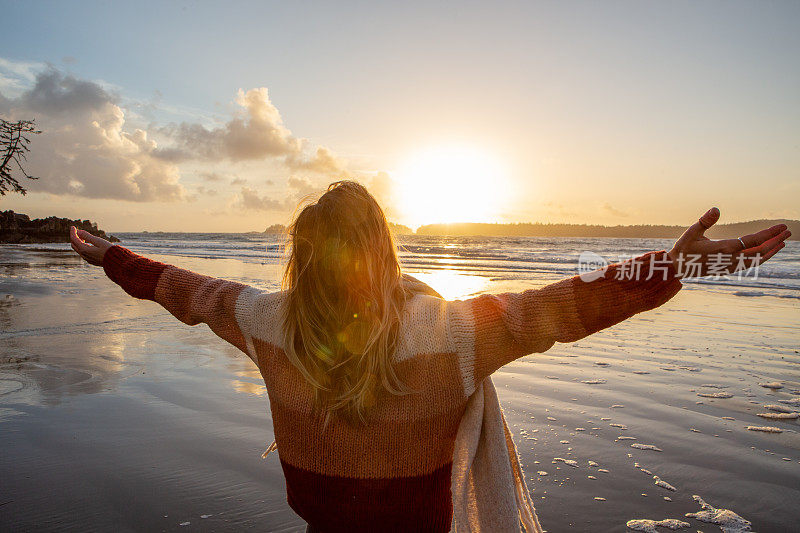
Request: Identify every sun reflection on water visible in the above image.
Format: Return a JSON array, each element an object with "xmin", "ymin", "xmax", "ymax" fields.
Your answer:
[{"xmin": 409, "ymin": 270, "xmax": 489, "ymax": 300}]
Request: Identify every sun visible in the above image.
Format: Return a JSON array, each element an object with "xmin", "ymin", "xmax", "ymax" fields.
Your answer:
[{"xmin": 393, "ymin": 145, "xmax": 509, "ymax": 228}]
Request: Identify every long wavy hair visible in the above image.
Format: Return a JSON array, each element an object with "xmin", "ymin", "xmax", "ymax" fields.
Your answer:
[{"xmin": 281, "ymin": 180, "xmax": 410, "ymax": 424}]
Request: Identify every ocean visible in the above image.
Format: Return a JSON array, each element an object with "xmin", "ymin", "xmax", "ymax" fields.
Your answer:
[{"xmin": 47, "ymin": 232, "xmax": 800, "ymax": 299}]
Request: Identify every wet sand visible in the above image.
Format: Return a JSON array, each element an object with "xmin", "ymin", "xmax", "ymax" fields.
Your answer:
[{"xmin": 1, "ymin": 246, "xmax": 798, "ymax": 531}]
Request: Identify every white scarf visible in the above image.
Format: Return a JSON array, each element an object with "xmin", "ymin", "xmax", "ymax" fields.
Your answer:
[{"xmin": 450, "ymin": 378, "xmax": 544, "ymax": 533}]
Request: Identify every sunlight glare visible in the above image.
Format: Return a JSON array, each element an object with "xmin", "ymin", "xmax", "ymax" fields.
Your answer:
[
  {"xmin": 410, "ymin": 271, "xmax": 489, "ymax": 300},
  {"xmin": 394, "ymin": 146, "xmax": 509, "ymax": 228}
]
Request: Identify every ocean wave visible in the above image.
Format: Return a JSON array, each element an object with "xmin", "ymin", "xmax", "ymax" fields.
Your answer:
[{"xmin": 94, "ymin": 233, "xmax": 800, "ymax": 294}]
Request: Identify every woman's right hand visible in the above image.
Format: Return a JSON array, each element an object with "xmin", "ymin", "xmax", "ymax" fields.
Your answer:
[
  {"xmin": 667, "ymin": 207, "xmax": 790, "ymax": 278},
  {"xmin": 70, "ymin": 226, "xmax": 114, "ymax": 267}
]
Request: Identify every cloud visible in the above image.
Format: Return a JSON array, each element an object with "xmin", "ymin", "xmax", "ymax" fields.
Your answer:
[
  {"xmin": 0, "ymin": 57, "xmax": 43, "ymax": 97},
  {"xmin": 600, "ymin": 202, "xmax": 629, "ymax": 218},
  {"xmin": 366, "ymin": 171, "xmax": 397, "ymax": 217},
  {"xmin": 287, "ymin": 176, "xmax": 317, "ymax": 197},
  {"xmin": 20, "ymin": 69, "xmax": 114, "ymax": 114},
  {"xmin": 199, "ymin": 171, "xmax": 225, "ymax": 182},
  {"xmin": 543, "ymin": 201, "xmax": 578, "ymax": 218},
  {"xmin": 0, "ymin": 60, "xmax": 348, "ymax": 204},
  {"xmin": 237, "ymin": 186, "xmax": 288, "ymax": 211},
  {"xmin": 232, "ymin": 177, "xmax": 322, "ymax": 212},
  {"xmin": 157, "ymin": 88, "xmax": 346, "ymax": 175},
  {"xmin": 0, "ymin": 68, "xmax": 184, "ymax": 202},
  {"xmin": 193, "ymin": 185, "xmax": 218, "ymax": 198},
  {"xmin": 368, "ymin": 171, "xmax": 392, "ymax": 200},
  {"xmin": 285, "ymin": 145, "xmax": 343, "ymax": 174}
]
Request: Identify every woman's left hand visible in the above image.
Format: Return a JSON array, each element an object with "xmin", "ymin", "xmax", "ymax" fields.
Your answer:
[
  {"xmin": 70, "ymin": 226, "xmax": 114, "ymax": 267},
  {"xmin": 668, "ymin": 208, "xmax": 790, "ymax": 278}
]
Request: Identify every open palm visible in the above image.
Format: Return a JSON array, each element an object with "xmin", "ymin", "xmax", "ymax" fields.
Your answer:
[
  {"xmin": 70, "ymin": 226, "xmax": 114, "ymax": 267},
  {"xmin": 667, "ymin": 208, "xmax": 790, "ymax": 278}
]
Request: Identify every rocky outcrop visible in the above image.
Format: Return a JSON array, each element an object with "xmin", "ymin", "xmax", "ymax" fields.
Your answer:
[
  {"xmin": 388, "ymin": 223, "xmax": 413, "ymax": 235},
  {"xmin": 0, "ymin": 211, "xmax": 119, "ymax": 244},
  {"xmin": 263, "ymin": 224, "xmax": 287, "ymax": 234}
]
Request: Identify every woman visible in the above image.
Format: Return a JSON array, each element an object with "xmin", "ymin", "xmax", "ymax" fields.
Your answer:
[{"xmin": 70, "ymin": 181, "xmax": 789, "ymax": 532}]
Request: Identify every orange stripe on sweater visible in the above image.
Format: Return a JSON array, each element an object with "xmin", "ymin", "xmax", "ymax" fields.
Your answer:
[{"xmin": 254, "ymin": 337, "xmax": 467, "ymax": 478}]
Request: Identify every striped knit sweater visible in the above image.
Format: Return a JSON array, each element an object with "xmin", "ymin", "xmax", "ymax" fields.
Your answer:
[{"xmin": 102, "ymin": 246, "xmax": 682, "ymax": 532}]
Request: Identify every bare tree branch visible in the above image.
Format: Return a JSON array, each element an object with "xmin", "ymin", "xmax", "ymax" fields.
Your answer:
[{"xmin": 1, "ymin": 119, "xmax": 42, "ymax": 196}]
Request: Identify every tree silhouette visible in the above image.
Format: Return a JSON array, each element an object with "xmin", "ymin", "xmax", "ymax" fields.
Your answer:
[{"xmin": 1, "ymin": 118, "xmax": 41, "ymax": 195}]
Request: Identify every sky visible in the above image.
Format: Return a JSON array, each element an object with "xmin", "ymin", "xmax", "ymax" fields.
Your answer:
[{"xmin": 1, "ymin": 1, "xmax": 798, "ymax": 232}]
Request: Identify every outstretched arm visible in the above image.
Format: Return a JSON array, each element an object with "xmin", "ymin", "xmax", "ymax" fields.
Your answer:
[
  {"xmin": 70, "ymin": 227, "xmax": 261, "ymax": 360},
  {"xmin": 451, "ymin": 208, "xmax": 790, "ymax": 389}
]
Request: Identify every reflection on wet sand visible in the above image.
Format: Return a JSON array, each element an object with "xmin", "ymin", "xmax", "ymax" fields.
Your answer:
[{"xmin": 231, "ymin": 368, "xmax": 268, "ymax": 397}]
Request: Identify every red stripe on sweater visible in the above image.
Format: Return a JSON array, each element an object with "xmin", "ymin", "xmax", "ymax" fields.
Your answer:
[
  {"xmin": 281, "ymin": 459, "xmax": 453, "ymax": 533},
  {"xmin": 572, "ymin": 250, "xmax": 681, "ymax": 335},
  {"xmin": 102, "ymin": 245, "xmax": 167, "ymax": 300}
]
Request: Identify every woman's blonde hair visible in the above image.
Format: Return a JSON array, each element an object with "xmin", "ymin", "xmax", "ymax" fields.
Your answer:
[{"xmin": 281, "ymin": 180, "xmax": 409, "ymax": 424}]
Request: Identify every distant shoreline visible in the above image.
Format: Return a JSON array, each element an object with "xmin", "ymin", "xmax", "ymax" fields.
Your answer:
[
  {"xmin": 111, "ymin": 218, "xmax": 800, "ymax": 241},
  {"xmin": 414, "ymin": 219, "xmax": 800, "ymax": 240}
]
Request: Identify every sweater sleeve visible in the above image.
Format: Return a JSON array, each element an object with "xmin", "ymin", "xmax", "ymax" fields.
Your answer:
[
  {"xmin": 102, "ymin": 245, "xmax": 260, "ymax": 360},
  {"xmin": 449, "ymin": 250, "xmax": 682, "ymax": 392}
]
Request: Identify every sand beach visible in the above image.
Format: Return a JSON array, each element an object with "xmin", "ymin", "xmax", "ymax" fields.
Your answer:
[{"xmin": 1, "ymin": 237, "xmax": 798, "ymax": 531}]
